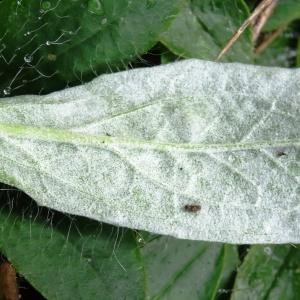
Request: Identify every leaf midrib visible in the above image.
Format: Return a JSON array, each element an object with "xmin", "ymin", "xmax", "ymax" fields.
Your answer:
[{"xmin": 0, "ymin": 123, "xmax": 299, "ymax": 153}]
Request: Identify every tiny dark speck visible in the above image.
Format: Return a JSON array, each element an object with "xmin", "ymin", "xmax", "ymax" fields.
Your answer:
[
  {"xmin": 105, "ymin": 133, "xmax": 111, "ymax": 136},
  {"xmin": 179, "ymin": 167, "xmax": 183, "ymax": 171},
  {"xmin": 183, "ymin": 204, "xmax": 201, "ymax": 213},
  {"xmin": 276, "ymin": 151, "xmax": 286, "ymax": 157}
]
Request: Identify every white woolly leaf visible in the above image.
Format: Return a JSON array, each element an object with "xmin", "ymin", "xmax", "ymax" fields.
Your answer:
[{"xmin": 0, "ymin": 59, "xmax": 299, "ymax": 243}]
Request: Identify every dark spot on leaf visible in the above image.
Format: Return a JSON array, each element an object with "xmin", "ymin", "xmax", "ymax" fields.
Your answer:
[
  {"xmin": 179, "ymin": 167, "xmax": 183, "ymax": 171},
  {"xmin": 183, "ymin": 204, "xmax": 201, "ymax": 213},
  {"xmin": 105, "ymin": 133, "xmax": 111, "ymax": 136},
  {"xmin": 276, "ymin": 151, "xmax": 286, "ymax": 157}
]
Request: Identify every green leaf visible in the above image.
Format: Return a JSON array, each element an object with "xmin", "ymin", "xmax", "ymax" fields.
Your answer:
[
  {"xmin": 0, "ymin": 59, "xmax": 299, "ymax": 243},
  {"xmin": 297, "ymin": 38, "xmax": 300, "ymax": 67},
  {"xmin": 142, "ymin": 234, "xmax": 238, "ymax": 299},
  {"xmin": 0, "ymin": 0, "xmax": 182, "ymax": 95},
  {"xmin": 160, "ymin": 0, "xmax": 253, "ymax": 62},
  {"xmin": 254, "ymin": 29, "xmax": 295, "ymax": 68},
  {"xmin": 0, "ymin": 190, "xmax": 144, "ymax": 300},
  {"xmin": 264, "ymin": 0, "xmax": 300, "ymax": 32},
  {"xmin": 231, "ymin": 245, "xmax": 300, "ymax": 299}
]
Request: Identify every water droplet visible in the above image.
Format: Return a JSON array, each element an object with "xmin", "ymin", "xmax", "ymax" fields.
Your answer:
[
  {"xmin": 86, "ymin": 258, "xmax": 92, "ymax": 262},
  {"xmin": 146, "ymin": 0, "xmax": 157, "ymax": 9},
  {"xmin": 88, "ymin": 0, "xmax": 103, "ymax": 15},
  {"xmin": 218, "ymin": 289, "xmax": 229, "ymax": 294},
  {"xmin": 41, "ymin": 1, "xmax": 51, "ymax": 10},
  {"xmin": 46, "ymin": 41, "xmax": 51, "ymax": 46},
  {"xmin": 24, "ymin": 54, "xmax": 33, "ymax": 63},
  {"xmin": 3, "ymin": 87, "xmax": 11, "ymax": 96},
  {"xmin": 101, "ymin": 18, "xmax": 107, "ymax": 25},
  {"xmin": 264, "ymin": 246, "xmax": 272, "ymax": 256},
  {"xmin": 24, "ymin": 31, "xmax": 30, "ymax": 36}
]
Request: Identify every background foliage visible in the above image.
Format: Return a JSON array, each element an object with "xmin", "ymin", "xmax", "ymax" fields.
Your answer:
[{"xmin": 0, "ymin": 0, "xmax": 299, "ymax": 299}]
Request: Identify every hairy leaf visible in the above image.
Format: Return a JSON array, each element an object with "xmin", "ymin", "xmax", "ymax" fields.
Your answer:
[
  {"xmin": 232, "ymin": 245, "xmax": 300, "ymax": 299},
  {"xmin": 160, "ymin": 0, "xmax": 253, "ymax": 62},
  {"xmin": 0, "ymin": 59, "xmax": 299, "ymax": 243},
  {"xmin": 0, "ymin": 189, "xmax": 144, "ymax": 300},
  {"xmin": 142, "ymin": 234, "xmax": 238, "ymax": 299},
  {"xmin": 0, "ymin": 0, "xmax": 182, "ymax": 95}
]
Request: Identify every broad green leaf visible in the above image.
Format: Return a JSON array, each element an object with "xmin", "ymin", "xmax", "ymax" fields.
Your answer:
[
  {"xmin": 0, "ymin": 0, "xmax": 182, "ymax": 96},
  {"xmin": 0, "ymin": 188, "xmax": 144, "ymax": 300},
  {"xmin": 264, "ymin": 0, "xmax": 300, "ymax": 32},
  {"xmin": 231, "ymin": 245, "xmax": 300, "ymax": 299},
  {"xmin": 0, "ymin": 59, "xmax": 299, "ymax": 243},
  {"xmin": 255, "ymin": 29, "xmax": 296, "ymax": 68},
  {"xmin": 142, "ymin": 234, "xmax": 238, "ymax": 299},
  {"xmin": 297, "ymin": 38, "xmax": 300, "ymax": 67},
  {"xmin": 160, "ymin": 0, "xmax": 253, "ymax": 62}
]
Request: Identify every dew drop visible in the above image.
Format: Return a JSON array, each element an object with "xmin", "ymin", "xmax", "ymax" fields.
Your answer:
[
  {"xmin": 264, "ymin": 246, "xmax": 272, "ymax": 256},
  {"xmin": 88, "ymin": 0, "xmax": 103, "ymax": 15},
  {"xmin": 24, "ymin": 54, "xmax": 33, "ymax": 63},
  {"xmin": 101, "ymin": 18, "xmax": 107, "ymax": 25},
  {"xmin": 41, "ymin": 1, "xmax": 51, "ymax": 10},
  {"xmin": 3, "ymin": 87, "xmax": 11, "ymax": 96},
  {"xmin": 46, "ymin": 41, "xmax": 51, "ymax": 46},
  {"xmin": 218, "ymin": 289, "xmax": 229, "ymax": 294}
]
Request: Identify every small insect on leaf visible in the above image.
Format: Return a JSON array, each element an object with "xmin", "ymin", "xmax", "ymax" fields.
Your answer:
[
  {"xmin": 276, "ymin": 151, "xmax": 287, "ymax": 157},
  {"xmin": 183, "ymin": 204, "xmax": 201, "ymax": 213}
]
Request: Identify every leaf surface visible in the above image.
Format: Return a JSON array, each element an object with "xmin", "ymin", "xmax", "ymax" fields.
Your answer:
[
  {"xmin": 231, "ymin": 245, "xmax": 300, "ymax": 300},
  {"xmin": 0, "ymin": 0, "xmax": 182, "ymax": 95},
  {"xmin": 160, "ymin": 0, "xmax": 253, "ymax": 62},
  {"xmin": 142, "ymin": 234, "xmax": 238, "ymax": 299},
  {"xmin": 0, "ymin": 59, "xmax": 299, "ymax": 243},
  {"xmin": 0, "ymin": 189, "xmax": 144, "ymax": 300},
  {"xmin": 264, "ymin": 0, "xmax": 300, "ymax": 31}
]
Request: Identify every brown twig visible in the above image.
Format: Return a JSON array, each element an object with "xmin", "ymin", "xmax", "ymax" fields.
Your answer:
[
  {"xmin": 252, "ymin": 0, "xmax": 278, "ymax": 43},
  {"xmin": 216, "ymin": 0, "xmax": 277, "ymax": 60},
  {"xmin": 255, "ymin": 26, "xmax": 285, "ymax": 54},
  {"xmin": 0, "ymin": 261, "xmax": 18, "ymax": 300}
]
